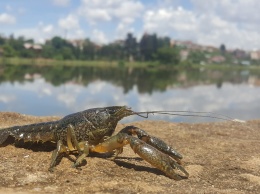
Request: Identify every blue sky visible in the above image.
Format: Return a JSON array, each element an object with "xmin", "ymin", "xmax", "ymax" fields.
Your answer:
[{"xmin": 0, "ymin": 0, "xmax": 259, "ymax": 50}]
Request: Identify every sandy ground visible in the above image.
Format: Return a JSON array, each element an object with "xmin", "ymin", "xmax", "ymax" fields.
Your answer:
[{"xmin": 0, "ymin": 112, "xmax": 259, "ymax": 194}]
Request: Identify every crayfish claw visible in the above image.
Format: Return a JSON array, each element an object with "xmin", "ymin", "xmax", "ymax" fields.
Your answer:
[{"xmin": 129, "ymin": 137, "xmax": 188, "ymax": 180}]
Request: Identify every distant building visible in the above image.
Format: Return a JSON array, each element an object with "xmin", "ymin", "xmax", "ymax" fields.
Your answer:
[
  {"xmin": 67, "ymin": 39, "xmax": 85, "ymax": 50},
  {"xmin": 209, "ymin": 55, "xmax": 226, "ymax": 63},
  {"xmin": 23, "ymin": 43, "xmax": 42, "ymax": 57},
  {"xmin": 232, "ymin": 49, "xmax": 248, "ymax": 59},
  {"xmin": 24, "ymin": 43, "xmax": 42, "ymax": 50},
  {"xmin": 202, "ymin": 46, "xmax": 218, "ymax": 53},
  {"xmin": 172, "ymin": 39, "xmax": 219, "ymax": 53},
  {"xmin": 250, "ymin": 51, "xmax": 260, "ymax": 60},
  {"xmin": 173, "ymin": 40, "xmax": 199, "ymax": 50}
]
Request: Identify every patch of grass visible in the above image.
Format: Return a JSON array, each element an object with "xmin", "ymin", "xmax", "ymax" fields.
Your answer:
[{"xmin": 1, "ymin": 57, "xmax": 259, "ymax": 71}]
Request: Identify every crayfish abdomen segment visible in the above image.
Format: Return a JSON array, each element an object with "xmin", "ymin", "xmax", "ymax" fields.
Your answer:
[{"xmin": 0, "ymin": 121, "xmax": 57, "ymax": 143}]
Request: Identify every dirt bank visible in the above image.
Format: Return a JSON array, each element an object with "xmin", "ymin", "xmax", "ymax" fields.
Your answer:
[{"xmin": 0, "ymin": 112, "xmax": 259, "ymax": 193}]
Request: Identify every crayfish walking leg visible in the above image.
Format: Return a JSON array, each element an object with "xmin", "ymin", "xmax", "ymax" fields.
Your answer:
[{"xmin": 49, "ymin": 125, "xmax": 90, "ymax": 171}]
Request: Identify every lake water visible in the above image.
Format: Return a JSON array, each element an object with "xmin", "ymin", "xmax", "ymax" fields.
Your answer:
[{"xmin": 0, "ymin": 64, "xmax": 260, "ymax": 123}]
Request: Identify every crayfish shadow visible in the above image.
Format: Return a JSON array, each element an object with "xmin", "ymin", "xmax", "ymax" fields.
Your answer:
[
  {"xmin": 113, "ymin": 159, "xmax": 165, "ymax": 177},
  {"xmin": 2, "ymin": 136, "xmax": 56, "ymax": 152},
  {"xmin": 84, "ymin": 153, "xmax": 165, "ymax": 177},
  {"xmin": 15, "ymin": 141, "xmax": 56, "ymax": 152}
]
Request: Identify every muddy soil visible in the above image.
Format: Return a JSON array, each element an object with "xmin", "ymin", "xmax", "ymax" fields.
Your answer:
[{"xmin": 0, "ymin": 112, "xmax": 259, "ymax": 193}]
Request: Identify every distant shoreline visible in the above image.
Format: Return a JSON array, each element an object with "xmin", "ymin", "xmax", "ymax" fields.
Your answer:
[{"xmin": 1, "ymin": 57, "xmax": 260, "ymax": 70}]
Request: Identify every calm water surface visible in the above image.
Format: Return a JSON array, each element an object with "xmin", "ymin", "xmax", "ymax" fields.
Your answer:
[{"xmin": 0, "ymin": 65, "xmax": 260, "ymax": 123}]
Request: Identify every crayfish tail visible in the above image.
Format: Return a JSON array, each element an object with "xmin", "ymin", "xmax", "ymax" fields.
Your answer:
[
  {"xmin": 0, "ymin": 121, "xmax": 57, "ymax": 144},
  {"xmin": 0, "ymin": 129, "xmax": 10, "ymax": 144}
]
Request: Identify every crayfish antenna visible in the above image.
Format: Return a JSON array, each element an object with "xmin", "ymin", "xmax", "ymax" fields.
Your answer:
[{"xmin": 133, "ymin": 110, "xmax": 244, "ymax": 123}]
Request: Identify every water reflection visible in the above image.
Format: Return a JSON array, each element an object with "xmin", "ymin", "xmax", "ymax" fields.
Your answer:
[{"xmin": 0, "ymin": 65, "xmax": 260, "ymax": 123}]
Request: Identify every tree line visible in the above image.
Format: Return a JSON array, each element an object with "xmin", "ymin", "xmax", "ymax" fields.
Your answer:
[{"xmin": 0, "ymin": 33, "xmax": 181, "ymax": 65}]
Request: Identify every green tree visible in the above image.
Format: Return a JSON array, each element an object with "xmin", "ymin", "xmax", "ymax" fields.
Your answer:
[
  {"xmin": 220, "ymin": 44, "xmax": 226, "ymax": 55},
  {"xmin": 42, "ymin": 44, "xmax": 55, "ymax": 58},
  {"xmin": 0, "ymin": 36, "xmax": 5, "ymax": 45},
  {"xmin": 61, "ymin": 47, "xmax": 74, "ymax": 60},
  {"xmin": 51, "ymin": 36, "xmax": 66, "ymax": 50},
  {"xmin": 3, "ymin": 44, "xmax": 16, "ymax": 57},
  {"xmin": 157, "ymin": 37, "xmax": 170, "ymax": 48},
  {"xmin": 140, "ymin": 33, "xmax": 157, "ymax": 61},
  {"xmin": 20, "ymin": 49, "xmax": 35, "ymax": 58},
  {"xmin": 47, "ymin": 36, "xmax": 77, "ymax": 60},
  {"xmin": 82, "ymin": 39, "xmax": 96, "ymax": 60},
  {"xmin": 100, "ymin": 43, "xmax": 124, "ymax": 61},
  {"xmin": 156, "ymin": 47, "xmax": 180, "ymax": 65},
  {"xmin": 9, "ymin": 36, "xmax": 24, "ymax": 52},
  {"xmin": 124, "ymin": 33, "xmax": 138, "ymax": 61},
  {"xmin": 188, "ymin": 51, "xmax": 205, "ymax": 64}
]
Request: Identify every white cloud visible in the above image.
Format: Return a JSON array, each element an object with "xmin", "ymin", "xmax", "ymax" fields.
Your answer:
[
  {"xmin": 73, "ymin": 29, "xmax": 85, "ymax": 38},
  {"xmin": 52, "ymin": 0, "xmax": 70, "ymax": 6},
  {"xmin": 78, "ymin": 0, "xmax": 144, "ymax": 25},
  {"xmin": 116, "ymin": 22, "xmax": 135, "ymax": 39},
  {"xmin": 14, "ymin": 17, "xmax": 85, "ymax": 43},
  {"xmin": 42, "ymin": 24, "xmax": 53, "ymax": 33},
  {"xmin": 192, "ymin": 0, "xmax": 260, "ymax": 24},
  {"xmin": 92, "ymin": 29, "xmax": 108, "ymax": 44},
  {"xmin": 0, "ymin": 13, "xmax": 16, "ymax": 24},
  {"xmin": 70, "ymin": 0, "xmax": 260, "ymax": 49},
  {"xmin": 58, "ymin": 14, "xmax": 79, "ymax": 30},
  {"xmin": 15, "ymin": 22, "xmax": 56, "ymax": 43},
  {"xmin": 142, "ymin": 2, "xmax": 260, "ymax": 50},
  {"xmin": 143, "ymin": 7, "xmax": 197, "ymax": 38},
  {"xmin": 82, "ymin": 8, "xmax": 112, "ymax": 24},
  {"xmin": 113, "ymin": 1, "xmax": 143, "ymax": 20}
]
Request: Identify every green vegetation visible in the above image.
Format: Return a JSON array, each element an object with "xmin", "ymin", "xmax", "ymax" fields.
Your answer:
[
  {"xmin": 0, "ymin": 57, "xmax": 157, "ymax": 68},
  {"xmin": 155, "ymin": 47, "xmax": 180, "ymax": 65},
  {"xmin": 0, "ymin": 33, "xmax": 259, "ymax": 67},
  {"xmin": 0, "ymin": 33, "xmax": 179, "ymax": 65}
]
